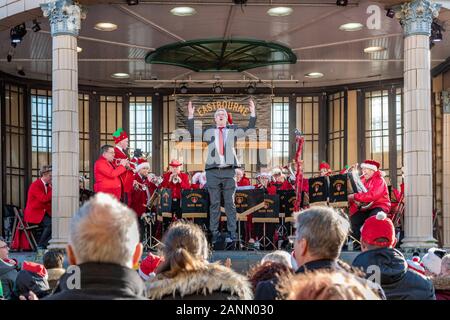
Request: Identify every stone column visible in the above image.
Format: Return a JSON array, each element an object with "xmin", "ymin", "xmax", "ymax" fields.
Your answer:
[
  {"xmin": 443, "ymin": 91, "xmax": 450, "ymax": 248},
  {"xmin": 41, "ymin": 0, "xmax": 86, "ymax": 249},
  {"xmin": 395, "ymin": 0, "xmax": 440, "ymax": 250}
]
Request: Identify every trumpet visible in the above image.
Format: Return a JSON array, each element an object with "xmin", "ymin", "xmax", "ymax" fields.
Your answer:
[
  {"xmin": 171, "ymin": 173, "xmax": 181, "ymax": 184},
  {"xmin": 148, "ymin": 173, "xmax": 163, "ymax": 187}
]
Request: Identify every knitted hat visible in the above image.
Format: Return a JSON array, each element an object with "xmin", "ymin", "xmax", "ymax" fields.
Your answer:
[
  {"xmin": 360, "ymin": 212, "xmax": 396, "ymax": 247},
  {"xmin": 407, "ymin": 253, "xmax": 426, "ymax": 275},
  {"xmin": 112, "ymin": 128, "xmax": 128, "ymax": 144},
  {"xmin": 361, "ymin": 160, "xmax": 380, "ymax": 172},
  {"xmin": 139, "ymin": 253, "xmax": 163, "ymax": 281},
  {"xmin": 422, "ymin": 248, "xmax": 447, "ymax": 275}
]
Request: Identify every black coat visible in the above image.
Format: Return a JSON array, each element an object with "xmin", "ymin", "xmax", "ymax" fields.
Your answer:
[
  {"xmin": 14, "ymin": 270, "xmax": 50, "ymax": 299},
  {"xmin": 45, "ymin": 262, "xmax": 146, "ymax": 300},
  {"xmin": 352, "ymin": 248, "xmax": 435, "ymax": 300}
]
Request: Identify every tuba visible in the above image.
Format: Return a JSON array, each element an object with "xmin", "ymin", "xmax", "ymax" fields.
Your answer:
[{"xmin": 347, "ymin": 164, "xmax": 373, "ymax": 210}]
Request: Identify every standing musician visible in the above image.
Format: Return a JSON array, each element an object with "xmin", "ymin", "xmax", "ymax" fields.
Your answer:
[
  {"xmin": 130, "ymin": 159, "xmax": 157, "ymax": 240},
  {"xmin": 347, "ymin": 160, "xmax": 391, "ymax": 249},
  {"xmin": 112, "ymin": 128, "xmax": 135, "ymax": 205},
  {"xmin": 161, "ymin": 159, "xmax": 190, "ymax": 220},
  {"xmin": 235, "ymin": 168, "xmax": 251, "ymax": 187}
]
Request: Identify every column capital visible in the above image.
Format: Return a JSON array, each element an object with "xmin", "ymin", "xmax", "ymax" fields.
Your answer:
[
  {"xmin": 41, "ymin": 0, "xmax": 87, "ymax": 37},
  {"xmin": 394, "ymin": 0, "xmax": 441, "ymax": 37}
]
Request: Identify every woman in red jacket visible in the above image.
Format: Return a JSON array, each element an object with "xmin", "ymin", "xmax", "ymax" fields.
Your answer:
[
  {"xmin": 94, "ymin": 145, "xmax": 129, "ymax": 200},
  {"xmin": 24, "ymin": 165, "xmax": 52, "ymax": 249},
  {"xmin": 348, "ymin": 160, "xmax": 391, "ymax": 248}
]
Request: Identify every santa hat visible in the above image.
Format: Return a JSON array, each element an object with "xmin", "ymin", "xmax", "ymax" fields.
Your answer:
[
  {"xmin": 22, "ymin": 261, "xmax": 48, "ymax": 280},
  {"xmin": 421, "ymin": 247, "xmax": 447, "ymax": 275},
  {"xmin": 319, "ymin": 162, "xmax": 331, "ymax": 171},
  {"xmin": 360, "ymin": 212, "xmax": 396, "ymax": 247},
  {"xmin": 136, "ymin": 159, "xmax": 150, "ymax": 172},
  {"xmin": 139, "ymin": 253, "xmax": 163, "ymax": 281},
  {"xmin": 407, "ymin": 253, "xmax": 426, "ymax": 275},
  {"xmin": 169, "ymin": 159, "xmax": 182, "ymax": 167},
  {"xmin": 112, "ymin": 128, "xmax": 128, "ymax": 144},
  {"xmin": 361, "ymin": 160, "xmax": 380, "ymax": 172}
]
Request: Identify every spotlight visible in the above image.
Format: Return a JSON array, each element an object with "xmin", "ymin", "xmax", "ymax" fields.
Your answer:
[
  {"xmin": 386, "ymin": 9, "xmax": 395, "ymax": 19},
  {"xmin": 17, "ymin": 66, "xmax": 25, "ymax": 76},
  {"xmin": 336, "ymin": 0, "xmax": 348, "ymax": 6},
  {"xmin": 127, "ymin": 0, "xmax": 139, "ymax": 5},
  {"xmin": 180, "ymin": 83, "xmax": 188, "ymax": 94},
  {"xmin": 10, "ymin": 23, "xmax": 27, "ymax": 45},
  {"xmin": 247, "ymin": 83, "xmax": 256, "ymax": 94},
  {"xmin": 32, "ymin": 19, "xmax": 41, "ymax": 32},
  {"xmin": 212, "ymin": 83, "xmax": 223, "ymax": 94}
]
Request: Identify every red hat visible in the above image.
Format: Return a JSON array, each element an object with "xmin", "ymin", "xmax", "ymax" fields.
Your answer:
[
  {"xmin": 112, "ymin": 128, "xmax": 128, "ymax": 144},
  {"xmin": 139, "ymin": 253, "xmax": 163, "ymax": 281},
  {"xmin": 169, "ymin": 159, "xmax": 182, "ymax": 167},
  {"xmin": 319, "ymin": 162, "xmax": 331, "ymax": 171},
  {"xmin": 361, "ymin": 160, "xmax": 380, "ymax": 172},
  {"xmin": 22, "ymin": 261, "xmax": 48, "ymax": 279},
  {"xmin": 361, "ymin": 212, "xmax": 396, "ymax": 248},
  {"xmin": 339, "ymin": 165, "xmax": 350, "ymax": 174},
  {"xmin": 407, "ymin": 255, "xmax": 426, "ymax": 275}
]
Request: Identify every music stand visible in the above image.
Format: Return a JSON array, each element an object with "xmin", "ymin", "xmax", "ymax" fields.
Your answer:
[{"xmin": 141, "ymin": 212, "xmax": 162, "ymax": 252}]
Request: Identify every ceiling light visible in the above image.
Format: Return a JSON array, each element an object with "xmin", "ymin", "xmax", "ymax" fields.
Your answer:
[
  {"xmin": 10, "ymin": 23, "xmax": 27, "ymax": 46},
  {"xmin": 111, "ymin": 72, "xmax": 130, "ymax": 79},
  {"xmin": 336, "ymin": 0, "xmax": 348, "ymax": 6},
  {"xmin": 339, "ymin": 22, "xmax": 363, "ymax": 31},
  {"xmin": 32, "ymin": 19, "xmax": 41, "ymax": 32},
  {"xmin": 180, "ymin": 83, "xmax": 188, "ymax": 94},
  {"xmin": 267, "ymin": 7, "xmax": 293, "ymax": 17},
  {"xmin": 213, "ymin": 83, "xmax": 223, "ymax": 94},
  {"xmin": 77, "ymin": 47, "xmax": 83, "ymax": 53},
  {"xmin": 127, "ymin": 0, "xmax": 139, "ymax": 5},
  {"xmin": 305, "ymin": 72, "xmax": 324, "ymax": 78},
  {"xmin": 364, "ymin": 46, "xmax": 386, "ymax": 53},
  {"xmin": 94, "ymin": 22, "xmax": 118, "ymax": 31},
  {"xmin": 170, "ymin": 7, "xmax": 197, "ymax": 16}
]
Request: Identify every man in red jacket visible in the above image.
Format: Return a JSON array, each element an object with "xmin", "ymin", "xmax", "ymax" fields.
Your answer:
[
  {"xmin": 112, "ymin": 128, "xmax": 135, "ymax": 205},
  {"xmin": 130, "ymin": 160, "xmax": 157, "ymax": 241},
  {"xmin": 348, "ymin": 159, "xmax": 391, "ymax": 249},
  {"xmin": 161, "ymin": 159, "xmax": 190, "ymax": 220},
  {"xmin": 24, "ymin": 165, "xmax": 52, "ymax": 249},
  {"xmin": 94, "ymin": 145, "xmax": 129, "ymax": 200}
]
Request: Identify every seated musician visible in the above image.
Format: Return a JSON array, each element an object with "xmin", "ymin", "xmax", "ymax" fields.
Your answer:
[
  {"xmin": 254, "ymin": 171, "xmax": 275, "ymax": 194},
  {"xmin": 347, "ymin": 160, "xmax": 391, "ymax": 249},
  {"xmin": 270, "ymin": 167, "xmax": 293, "ymax": 191},
  {"xmin": 130, "ymin": 160, "xmax": 157, "ymax": 240},
  {"xmin": 319, "ymin": 161, "xmax": 332, "ymax": 177},
  {"xmin": 191, "ymin": 171, "xmax": 207, "ymax": 189},
  {"xmin": 235, "ymin": 168, "xmax": 250, "ymax": 187},
  {"xmin": 161, "ymin": 159, "xmax": 190, "ymax": 220}
]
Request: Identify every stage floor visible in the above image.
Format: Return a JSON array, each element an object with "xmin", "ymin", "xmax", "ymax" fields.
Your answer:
[{"xmin": 10, "ymin": 250, "xmax": 361, "ymax": 274}]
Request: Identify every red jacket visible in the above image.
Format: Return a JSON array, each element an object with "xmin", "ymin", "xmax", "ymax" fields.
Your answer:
[
  {"xmin": 254, "ymin": 183, "xmax": 277, "ymax": 195},
  {"xmin": 24, "ymin": 179, "xmax": 52, "ymax": 224},
  {"xmin": 94, "ymin": 156, "xmax": 127, "ymax": 200},
  {"xmin": 237, "ymin": 175, "xmax": 251, "ymax": 187},
  {"xmin": 270, "ymin": 180, "xmax": 294, "ymax": 192},
  {"xmin": 114, "ymin": 147, "xmax": 135, "ymax": 193},
  {"xmin": 349, "ymin": 170, "xmax": 391, "ymax": 215},
  {"xmin": 161, "ymin": 171, "xmax": 190, "ymax": 199},
  {"xmin": 130, "ymin": 173, "xmax": 157, "ymax": 217}
]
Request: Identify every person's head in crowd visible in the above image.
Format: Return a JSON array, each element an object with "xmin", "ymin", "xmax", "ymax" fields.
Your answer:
[
  {"xmin": 39, "ymin": 165, "xmax": 52, "ymax": 185},
  {"xmin": 214, "ymin": 108, "xmax": 228, "ymax": 127},
  {"xmin": 293, "ymin": 207, "xmax": 350, "ymax": 268},
  {"xmin": 247, "ymin": 261, "xmax": 293, "ymax": 292},
  {"xmin": 156, "ymin": 220, "xmax": 209, "ymax": 277},
  {"xmin": 441, "ymin": 254, "xmax": 450, "ymax": 276},
  {"xmin": 15, "ymin": 261, "xmax": 50, "ymax": 299},
  {"xmin": 261, "ymin": 250, "xmax": 293, "ymax": 269},
  {"xmin": 422, "ymin": 248, "xmax": 447, "ymax": 277},
  {"xmin": 0, "ymin": 236, "xmax": 10, "ymax": 261},
  {"xmin": 43, "ymin": 250, "xmax": 64, "ymax": 270},
  {"xmin": 67, "ymin": 192, "xmax": 143, "ymax": 269},
  {"xmin": 360, "ymin": 212, "xmax": 396, "ymax": 251},
  {"xmin": 280, "ymin": 271, "xmax": 381, "ymax": 300},
  {"xmin": 101, "ymin": 144, "xmax": 115, "ymax": 163}
]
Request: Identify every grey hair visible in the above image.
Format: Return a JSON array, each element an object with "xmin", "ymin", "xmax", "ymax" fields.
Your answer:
[
  {"xmin": 69, "ymin": 192, "xmax": 140, "ymax": 268},
  {"xmin": 294, "ymin": 206, "xmax": 350, "ymax": 260},
  {"xmin": 441, "ymin": 254, "xmax": 450, "ymax": 275},
  {"xmin": 214, "ymin": 108, "xmax": 228, "ymax": 118},
  {"xmin": 261, "ymin": 250, "xmax": 292, "ymax": 269}
]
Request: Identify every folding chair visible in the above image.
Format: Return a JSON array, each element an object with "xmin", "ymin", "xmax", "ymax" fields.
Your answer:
[{"xmin": 11, "ymin": 207, "xmax": 39, "ymax": 251}]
